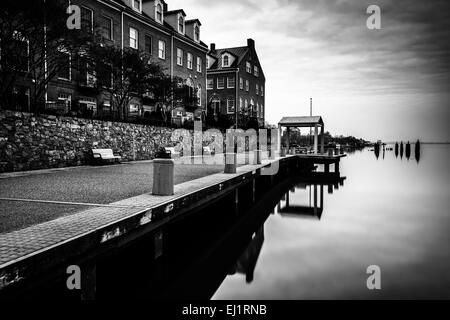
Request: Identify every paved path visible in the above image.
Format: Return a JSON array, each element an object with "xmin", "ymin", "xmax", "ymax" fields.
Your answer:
[{"xmin": 0, "ymin": 161, "xmax": 224, "ymax": 233}]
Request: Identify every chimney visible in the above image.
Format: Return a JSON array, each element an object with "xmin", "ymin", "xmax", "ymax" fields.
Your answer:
[
  {"xmin": 163, "ymin": 2, "xmax": 168, "ymax": 12},
  {"xmin": 210, "ymin": 43, "xmax": 216, "ymax": 54},
  {"xmin": 247, "ymin": 38, "xmax": 255, "ymax": 49}
]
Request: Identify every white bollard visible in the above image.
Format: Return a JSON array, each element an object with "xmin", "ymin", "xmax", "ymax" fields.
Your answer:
[
  {"xmin": 152, "ymin": 159, "xmax": 175, "ymax": 196},
  {"xmin": 224, "ymin": 153, "xmax": 237, "ymax": 173},
  {"xmin": 253, "ymin": 150, "xmax": 262, "ymax": 165}
]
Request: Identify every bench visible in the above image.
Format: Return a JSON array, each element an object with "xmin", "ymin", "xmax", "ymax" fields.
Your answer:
[
  {"xmin": 164, "ymin": 147, "xmax": 181, "ymax": 158},
  {"xmin": 92, "ymin": 148, "xmax": 122, "ymax": 165}
]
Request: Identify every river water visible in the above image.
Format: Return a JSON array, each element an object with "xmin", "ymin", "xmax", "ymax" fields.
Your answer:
[{"xmin": 212, "ymin": 144, "xmax": 450, "ymax": 299}]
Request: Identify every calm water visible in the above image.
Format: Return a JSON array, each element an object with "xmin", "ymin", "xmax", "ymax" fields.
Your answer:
[{"xmin": 213, "ymin": 145, "xmax": 450, "ymax": 299}]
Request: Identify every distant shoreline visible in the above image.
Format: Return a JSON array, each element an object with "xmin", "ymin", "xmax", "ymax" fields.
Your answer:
[{"xmin": 382, "ymin": 142, "xmax": 450, "ymax": 145}]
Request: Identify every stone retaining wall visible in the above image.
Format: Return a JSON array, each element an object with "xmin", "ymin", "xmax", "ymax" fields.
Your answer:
[{"xmin": 0, "ymin": 111, "xmax": 177, "ymax": 172}]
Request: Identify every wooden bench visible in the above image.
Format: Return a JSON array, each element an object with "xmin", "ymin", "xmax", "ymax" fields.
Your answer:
[{"xmin": 92, "ymin": 148, "xmax": 122, "ymax": 165}]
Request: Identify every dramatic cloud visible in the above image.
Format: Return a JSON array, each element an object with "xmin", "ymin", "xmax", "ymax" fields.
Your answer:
[{"xmin": 169, "ymin": 0, "xmax": 450, "ymax": 141}]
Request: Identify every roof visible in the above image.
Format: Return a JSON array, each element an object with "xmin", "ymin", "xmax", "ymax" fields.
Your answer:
[
  {"xmin": 278, "ymin": 116, "xmax": 324, "ymax": 127},
  {"xmin": 208, "ymin": 46, "xmax": 249, "ymax": 70},
  {"xmin": 186, "ymin": 19, "xmax": 201, "ymax": 26},
  {"xmin": 165, "ymin": 9, "xmax": 186, "ymax": 16}
]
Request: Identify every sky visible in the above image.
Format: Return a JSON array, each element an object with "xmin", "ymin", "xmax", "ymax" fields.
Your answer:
[{"xmin": 169, "ymin": 0, "xmax": 449, "ymax": 142}]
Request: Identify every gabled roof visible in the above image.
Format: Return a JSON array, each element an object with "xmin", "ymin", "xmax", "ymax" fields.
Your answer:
[
  {"xmin": 208, "ymin": 46, "xmax": 249, "ymax": 70},
  {"xmin": 165, "ymin": 9, "xmax": 186, "ymax": 16},
  {"xmin": 278, "ymin": 116, "xmax": 324, "ymax": 127},
  {"xmin": 186, "ymin": 19, "xmax": 201, "ymax": 26}
]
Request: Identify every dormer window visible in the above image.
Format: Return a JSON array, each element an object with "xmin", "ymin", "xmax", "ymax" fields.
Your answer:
[
  {"xmin": 132, "ymin": 0, "xmax": 142, "ymax": 13},
  {"xmin": 223, "ymin": 55, "xmax": 229, "ymax": 67},
  {"xmin": 155, "ymin": 1, "xmax": 163, "ymax": 24},
  {"xmin": 178, "ymin": 15, "xmax": 185, "ymax": 34},
  {"xmin": 194, "ymin": 25, "xmax": 200, "ymax": 42}
]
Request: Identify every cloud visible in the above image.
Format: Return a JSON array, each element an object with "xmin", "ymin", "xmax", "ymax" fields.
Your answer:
[{"xmin": 168, "ymin": 0, "xmax": 450, "ymax": 141}]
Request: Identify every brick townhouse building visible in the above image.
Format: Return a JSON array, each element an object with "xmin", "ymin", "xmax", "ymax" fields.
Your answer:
[
  {"xmin": 7, "ymin": 0, "xmax": 209, "ymax": 124},
  {"xmin": 206, "ymin": 39, "xmax": 266, "ymax": 128}
]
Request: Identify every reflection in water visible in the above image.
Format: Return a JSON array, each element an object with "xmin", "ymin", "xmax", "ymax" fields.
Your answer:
[
  {"xmin": 395, "ymin": 142, "xmax": 399, "ymax": 157},
  {"xmin": 415, "ymin": 140, "xmax": 421, "ymax": 163},
  {"xmin": 278, "ymin": 184, "xmax": 324, "ymax": 219},
  {"xmin": 228, "ymin": 226, "xmax": 265, "ymax": 283}
]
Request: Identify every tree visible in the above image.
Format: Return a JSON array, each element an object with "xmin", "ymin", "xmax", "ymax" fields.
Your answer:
[
  {"xmin": 0, "ymin": 0, "xmax": 92, "ymax": 111},
  {"xmin": 87, "ymin": 44, "xmax": 165, "ymax": 121}
]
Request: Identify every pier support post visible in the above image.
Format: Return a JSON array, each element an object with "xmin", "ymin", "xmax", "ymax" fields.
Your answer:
[
  {"xmin": 224, "ymin": 153, "xmax": 237, "ymax": 173},
  {"xmin": 152, "ymin": 159, "xmax": 174, "ymax": 196},
  {"xmin": 81, "ymin": 260, "xmax": 97, "ymax": 300},
  {"xmin": 253, "ymin": 150, "xmax": 262, "ymax": 165},
  {"xmin": 335, "ymin": 161, "xmax": 340, "ymax": 173},
  {"xmin": 324, "ymin": 163, "xmax": 330, "ymax": 173},
  {"xmin": 320, "ymin": 125, "xmax": 325, "ymax": 154}
]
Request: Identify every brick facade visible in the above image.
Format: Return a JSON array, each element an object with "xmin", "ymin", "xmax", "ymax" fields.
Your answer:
[{"xmin": 206, "ymin": 39, "xmax": 266, "ymax": 128}]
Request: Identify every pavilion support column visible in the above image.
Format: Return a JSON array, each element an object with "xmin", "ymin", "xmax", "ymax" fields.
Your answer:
[
  {"xmin": 314, "ymin": 125, "xmax": 318, "ymax": 154},
  {"xmin": 278, "ymin": 124, "xmax": 282, "ymax": 156},
  {"xmin": 320, "ymin": 125, "xmax": 325, "ymax": 154},
  {"xmin": 286, "ymin": 127, "xmax": 290, "ymax": 151}
]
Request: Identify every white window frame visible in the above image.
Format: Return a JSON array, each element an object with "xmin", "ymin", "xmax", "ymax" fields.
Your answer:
[
  {"xmin": 239, "ymin": 98, "xmax": 243, "ymax": 111},
  {"xmin": 246, "ymin": 61, "xmax": 251, "ymax": 73},
  {"xmin": 129, "ymin": 27, "xmax": 138, "ymax": 49},
  {"xmin": 227, "ymin": 98, "xmax": 235, "ymax": 114},
  {"xmin": 178, "ymin": 14, "xmax": 185, "ymax": 35},
  {"xmin": 197, "ymin": 57, "xmax": 202, "ymax": 73},
  {"xmin": 155, "ymin": 1, "xmax": 164, "ymax": 24},
  {"xmin": 217, "ymin": 78, "xmax": 225, "ymax": 89},
  {"xmin": 256, "ymin": 84, "xmax": 259, "ymax": 95},
  {"xmin": 57, "ymin": 47, "xmax": 71, "ymax": 81},
  {"xmin": 222, "ymin": 54, "xmax": 230, "ymax": 68},
  {"xmin": 197, "ymin": 84, "xmax": 202, "ymax": 106},
  {"xmin": 81, "ymin": 6, "xmax": 94, "ymax": 34},
  {"xmin": 132, "ymin": 0, "xmax": 142, "ymax": 13},
  {"xmin": 254, "ymin": 65, "xmax": 259, "ymax": 77},
  {"xmin": 207, "ymin": 78, "xmax": 213, "ymax": 90},
  {"xmin": 158, "ymin": 40, "xmax": 166, "ymax": 60},
  {"xmin": 187, "ymin": 52, "xmax": 193, "ymax": 69},
  {"xmin": 177, "ymin": 48, "xmax": 183, "ymax": 66},
  {"xmin": 261, "ymin": 86, "xmax": 264, "ymax": 97},
  {"xmin": 245, "ymin": 80, "xmax": 249, "ymax": 92},
  {"xmin": 227, "ymin": 77, "xmax": 235, "ymax": 89},
  {"xmin": 102, "ymin": 15, "xmax": 114, "ymax": 41},
  {"xmin": 239, "ymin": 77, "xmax": 243, "ymax": 90},
  {"xmin": 194, "ymin": 24, "xmax": 200, "ymax": 43}
]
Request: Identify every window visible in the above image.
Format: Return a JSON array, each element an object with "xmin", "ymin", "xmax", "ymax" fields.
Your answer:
[
  {"xmin": 245, "ymin": 80, "xmax": 249, "ymax": 92},
  {"xmin": 11, "ymin": 33, "xmax": 29, "ymax": 72},
  {"xmin": 101, "ymin": 16, "xmax": 113, "ymax": 40},
  {"xmin": 227, "ymin": 98, "xmax": 235, "ymax": 114},
  {"xmin": 207, "ymin": 78, "xmax": 213, "ymax": 90},
  {"xmin": 223, "ymin": 55, "xmax": 229, "ymax": 67},
  {"xmin": 129, "ymin": 27, "xmax": 138, "ymax": 49},
  {"xmin": 246, "ymin": 61, "xmax": 251, "ymax": 73},
  {"xmin": 197, "ymin": 84, "xmax": 202, "ymax": 106},
  {"xmin": 81, "ymin": 7, "xmax": 93, "ymax": 33},
  {"xmin": 56, "ymin": 50, "xmax": 71, "ymax": 80},
  {"xmin": 245, "ymin": 99, "xmax": 248, "ymax": 111},
  {"xmin": 194, "ymin": 25, "xmax": 200, "ymax": 42},
  {"xmin": 239, "ymin": 77, "xmax": 243, "ymax": 90},
  {"xmin": 177, "ymin": 48, "xmax": 183, "ymax": 66},
  {"xmin": 187, "ymin": 53, "xmax": 193, "ymax": 69},
  {"xmin": 158, "ymin": 40, "xmax": 166, "ymax": 59},
  {"xmin": 256, "ymin": 84, "xmax": 259, "ymax": 95},
  {"xmin": 178, "ymin": 15, "xmax": 185, "ymax": 34},
  {"xmin": 256, "ymin": 103, "xmax": 260, "ymax": 117},
  {"xmin": 206, "ymin": 58, "xmax": 210, "ymax": 69},
  {"xmin": 227, "ymin": 77, "xmax": 235, "ymax": 88},
  {"xmin": 197, "ymin": 57, "xmax": 202, "ymax": 73},
  {"xmin": 155, "ymin": 2, "xmax": 163, "ymax": 23},
  {"xmin": 132, "ymin": 0, "xmax": 142, "ymax": 12},
  {"xmin": 99, "ymin": 64, "xmax": 113, "ymax": 88},
  {"xmin": 217, "ymin": 78, "xmax": 225, "ymax": 89},
  {"xmin": 261, "ymin": 86, "xmax": 264, "ymax": 97},
  {"xmin": 261, "ymin": 105, "xmax": 264, "ymax": 118},
  {"xmin": 254, "ymin": 66, "xmax": 259, "ymax": 77},
  {"xmin": 239, "ymin": 98, "xmax": 243, "ymax": 111},
  {"xmin": 145, "ymin": 35, "xmax": 152, "ymax": 55}
]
